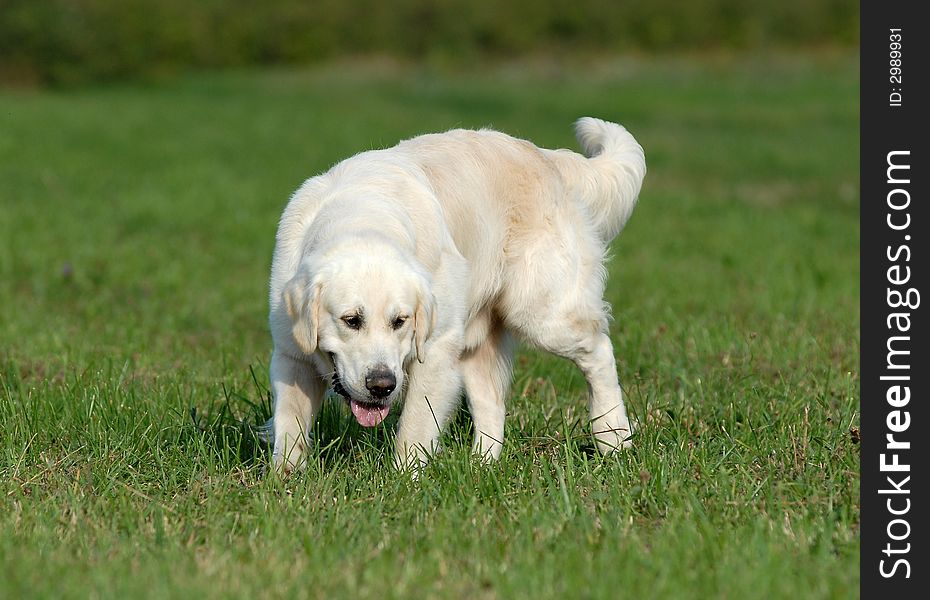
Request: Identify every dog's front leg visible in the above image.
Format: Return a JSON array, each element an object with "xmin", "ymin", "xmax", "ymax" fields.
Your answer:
[
  {"xmin": 394, "ymin": 334, "xmax": 464, "ymax": 470},
  {"xmin": 270, "ymin": 350, "xmax": 325, "ymax": 474}
]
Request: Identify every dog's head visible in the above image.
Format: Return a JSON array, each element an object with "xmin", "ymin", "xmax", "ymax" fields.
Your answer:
[{"xmin": 282, "ymin": 251, "xmax": 435, "ymax": 427}]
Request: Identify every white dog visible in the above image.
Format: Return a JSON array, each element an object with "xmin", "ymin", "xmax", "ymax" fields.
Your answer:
[{"xmin": 267, "ymin": 117, "xmax": 645, "ymax": 472}]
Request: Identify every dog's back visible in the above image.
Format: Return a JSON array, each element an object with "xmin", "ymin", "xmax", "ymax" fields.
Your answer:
[
  {"xmin": 400, "ymin": 118, "xmax": 645, "ymax": 249},
  {"xmin": 393, "ymin": 119, "xmax": 646, "ymax": 322}
]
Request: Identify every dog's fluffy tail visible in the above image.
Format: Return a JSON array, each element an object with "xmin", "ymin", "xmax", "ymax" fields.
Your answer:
[{"xmin": 571, "ymin": 117, "xmax": 646, "ymax": 242}]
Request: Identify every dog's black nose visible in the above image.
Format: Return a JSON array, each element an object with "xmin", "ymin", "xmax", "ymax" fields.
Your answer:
[{"xmin": 365, "ymin": 367, "xmax": 396, "ymax": 399}]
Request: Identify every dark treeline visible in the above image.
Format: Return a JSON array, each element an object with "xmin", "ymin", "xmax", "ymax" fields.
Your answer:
[{"xmin": 0, "ymin": 0, "xmax": 858, "ymax": 85}]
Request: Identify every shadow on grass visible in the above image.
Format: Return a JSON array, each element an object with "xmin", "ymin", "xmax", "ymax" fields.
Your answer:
[
  {"xmin": 187, "ymin": 365, "xmax": 405, "ymax": 472},
  {"xmin": 187, "ymin": 365, "xmax": 273, "ymax": 469},
  {"xmin": 185, "ymin": 364, "xmax": 626, "ymax": 475}
]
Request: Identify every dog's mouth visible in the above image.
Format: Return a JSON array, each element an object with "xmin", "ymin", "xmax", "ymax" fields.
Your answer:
[
  {"xmin": 331, "ymin": 359, "xmax": 391, "ymax": 427},
  {"xmin": 331, "ymin": 366, "xmax": 352, "ymax": 400},
  {"xmin": 348, "ymin": 399, "xmax": 391, "ymax": 427}
]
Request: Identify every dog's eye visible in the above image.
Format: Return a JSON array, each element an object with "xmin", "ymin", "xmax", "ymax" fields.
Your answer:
[
  {"xmin": 341, "ymin": 315, "xmax": 363, "ymax": 330},
  {"xmin": 391, "ymin": 316, "xmax": 407, "ymax": 330}
]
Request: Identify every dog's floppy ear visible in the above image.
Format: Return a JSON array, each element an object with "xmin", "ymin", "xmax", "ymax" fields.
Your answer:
[
  {"xmin": 283, "ymin": 272, "xmax": 322, "ymax": 355},
  {"xmin": 414, "ymin": 280, "xmax": 437, "ymax": 364}
]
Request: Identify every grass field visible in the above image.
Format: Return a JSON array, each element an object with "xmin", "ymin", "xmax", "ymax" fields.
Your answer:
[{"xmin": 0, "ymin": 52, "xmax": 860, "ymax": 598}]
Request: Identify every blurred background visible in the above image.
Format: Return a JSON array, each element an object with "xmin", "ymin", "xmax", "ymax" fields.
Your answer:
[{"xmin": 1, "ymin": 0, "xmax": 858, "ymax": 86}]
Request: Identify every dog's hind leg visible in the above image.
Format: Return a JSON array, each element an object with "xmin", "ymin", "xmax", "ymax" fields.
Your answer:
[
  {"xmin": 510, "ymin": 285, "xmax": 633, "ymax": 455},
  {"xmin": 461, "ymin": 327, "xmax": 515, "ymax": 461},
  {"xmin": 572, "ymin": 329, "xmax": 633, "ymax": 454},
  {"xmin": 525, "ymin": 321, "xmax": 632, "ymax": 454}
]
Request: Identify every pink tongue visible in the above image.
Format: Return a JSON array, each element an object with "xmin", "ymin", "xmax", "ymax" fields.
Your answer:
[{"xmin": 350, "ymin": 400, "xmax": 390, "ymax": 427}]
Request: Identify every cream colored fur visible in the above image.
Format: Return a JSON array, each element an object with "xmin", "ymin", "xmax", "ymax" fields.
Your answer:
[{"xmin": 267, "ymin": 117, "xmax": 646, "ymax": 472}]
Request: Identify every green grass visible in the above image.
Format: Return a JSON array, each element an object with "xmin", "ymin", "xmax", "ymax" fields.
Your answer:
[{"xmin": 0, "ymin": 52, "xmax": 859, "ymax": 598}]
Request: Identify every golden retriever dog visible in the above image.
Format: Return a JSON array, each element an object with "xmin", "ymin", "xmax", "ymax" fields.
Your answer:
[{"xmin": 267, "ymin": 118, "xmax": 645, "ymax": 472}]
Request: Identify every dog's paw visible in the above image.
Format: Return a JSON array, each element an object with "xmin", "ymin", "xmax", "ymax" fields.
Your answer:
[
  {"xmin": 472, "ymin": 436, "xmax": 504, "ymax": 463},
  {"xmin": 593, "ymin": 418, "xmax": 634, "ymax": 454},
  {"xmin": 393, "ymin": 440, "xmax": 437, "ymax": 477},
  {"xmin": 271, "ymin": 436, "xmax": 308, "ymax": 477}
]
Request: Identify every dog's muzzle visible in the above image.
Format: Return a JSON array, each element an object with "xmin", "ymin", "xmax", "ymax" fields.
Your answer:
[{"xmin": 331, "ymin": 358, "xmax": 393, "ymax": 427}]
